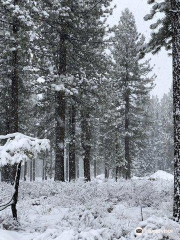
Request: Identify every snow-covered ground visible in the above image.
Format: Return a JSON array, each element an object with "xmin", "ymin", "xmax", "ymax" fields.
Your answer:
[
  {"xmin": 0, "ymin": 172, "xmax": 180, "ymax": 240},
  {"xmin": 149, "ymin": 170, "xmax": 174, "ymax": 181}
]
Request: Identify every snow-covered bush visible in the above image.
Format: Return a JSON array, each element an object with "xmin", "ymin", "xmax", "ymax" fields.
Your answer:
[
  {"xmin": 0, "ymin": 177, "xmax": 177, "ymax": 240},
  {"xmin": 0, "ymin": 133, "xmax": 50, "ymax": 220},
  {"xmin": 1, "ymin": 178, "xmax": 170, "ymax": 210},
  {"xmin": 0, "ymin": 133, "xmax": 50, "ymax": 166}
]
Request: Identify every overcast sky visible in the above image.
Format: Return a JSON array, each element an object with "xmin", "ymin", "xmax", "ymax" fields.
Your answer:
[{"xmin": 108, "ymin": 0, "xmax": 172, "ymax": 99}]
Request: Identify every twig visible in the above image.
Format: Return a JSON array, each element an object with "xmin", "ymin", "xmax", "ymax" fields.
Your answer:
[{"xmin": 141, "ymin": 206, "xmax": 144, "ymax": 221}]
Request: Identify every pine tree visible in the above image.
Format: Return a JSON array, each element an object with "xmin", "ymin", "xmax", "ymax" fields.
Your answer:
[
  {"xmin": 111, "ymin": 9, "xmax": 154, "ymax": 179},
  {"xmin": 30, "ymin": 0, "xmax": 114, "ymax": 181},
  {"xmin": 160, "ymin": 89, "xmax": 173, "ymax": 173},
  {"xmin": 171, "ymin": 0, "xmax": 180, "ymax": 222},
  {"xmin": 134, "ymin": 96, "xmax": 162, "ymax": 176},
  {"xmin": 145, "ymin": 0, "xmax": 180, "ymax": 220},
  {"xmin": 69, "ymin": 100, "xmax": 76, "ymax": 181},
  {"xmin": 0, "ymin": 0, "xmax": 35, "ymax": 182},
  {"xmin": 144, "ymin": 0, "xmax": 171, "ymax": 54}
]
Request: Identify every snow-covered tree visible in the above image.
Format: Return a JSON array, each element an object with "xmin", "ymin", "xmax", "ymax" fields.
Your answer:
[
  {"xmin": 160, "ymin": 89, "xmax": 173, "ymax": 172},
  {"xmin": 0, "ymin": 0, "xmax": 37, "ymax": 182},
  {"xmin": 110, "ymin": 9, "xmax": 154, "ymax": 179},
  {"xmin": 134, "ymin": 93, "xmax": 173, "ymax": 177},
  {"xmin": 145, "ymin": 0, "xmax": 180, "ymax": 222},
  {"xmin": 29, "ymin": 0, "xmax": 114, "ymax": 181},
  {"xmin": 0, "ymin": 133, "xmax": 49, "ymax": 220},
  {"xmin": 144, "ymin": 0, "xmax": 171, "ymax": 54}
]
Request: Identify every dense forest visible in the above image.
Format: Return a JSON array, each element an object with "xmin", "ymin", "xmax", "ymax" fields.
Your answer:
[
  {"xmin": 0, "ymin": 2, "xmax": 173, "ymax": 182},
  {"xmin": 0, "ymin": 0, "xmax": 180, "ymax": 239}
]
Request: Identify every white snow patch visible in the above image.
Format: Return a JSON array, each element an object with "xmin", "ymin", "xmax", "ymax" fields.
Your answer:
[
  {"xmin": 0, "ymin": 230, "xmax": 22, "ymax": 240},
  {"xmin": 37, "ymin": 77, "xmax": 45, "ymax": 84},
  {"xmin": 52, "ymin": 84, "xmax": 65, "ymax": 92},
  {"xmin": 149, "ymin": 170, "xmax": 174, "ymax": 181},
  {"xmin": 96, "ymin": 174, "xmax": 105, "ymax": 181}
]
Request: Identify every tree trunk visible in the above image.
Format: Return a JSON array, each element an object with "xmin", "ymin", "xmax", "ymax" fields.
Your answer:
[
  {"xmin": 42, "ymin": 159, "xmax": 45, "ymax": 180},
  {"xmin": 115, "ymin": 167, "xmax": 118, "ymax": 182},
  {"xmin": 9, "ymin": 0, "xmax": 19, "ymax": 183},
  {"xmin": 55, "ymin": 90, "xmax": 66, "ymax": 181},
  {"xmin": 30, "ymin": 160, "xmax": 32, "ymax": 182},
  {"xmin": 94, "ymin": 158, "xmax": 97, "ymax": 178},
  {"xmin": 103, "ymin": 136, "xmax": 109, "ymax": 179},
  {"xmin": 1, "ymin": 110, "xmax": 11, "ymax": 182},
  {"xmin": 115, "ymin": 132, "xmax": 119, "ymax": 182},
  {"xmin": 54, "ymin": 31, "xmax": 66, "ymax": 182},
  {"xmin": 42, "ymin": 158, "xmax": 46, "ymax": 180},
  {"xmin": 50, "ymin": 149, "xmax": 53, "ymax": 179},
  {"xmin": 171, "ymin": 0, "xmax": 180, "ymax": 222},
  {"xmin": 24, "ymin": 162, "xmax": 27, "ymax": 181},
  {"xmin": 105, "ymin": 164, "xmax": 109, "ymax": 179},
  {"xmin": 125, "ymin": 92, "xmax": 131, "ymax": 179},
  {"xmin": 69, "ymin": 103, "xmax": 76, "ymax": 181},
  {"xmin": 81, "ymin": 110, "xmax": 91, "ymax": 182},
  {"xmin": 33, "ymin": 159, "xmax": 35, "ymax": 181},
  {"xmin": 76, "ymin": 158, "xmax": 79, "ymax": 179},
  {"xmin": 11, "ymin": 0, "xmax": 19, "ymax": 134},
  {"xmin": 1, "ymin": 165, "xmax": 11, "ymax": 183},
  {"xmin": 65, "ymin": 143, "xmax": 69, "ymax": 181},
  {"xmin": 11, "ymin": 162, "xmax": 21, "ymax": 220}
]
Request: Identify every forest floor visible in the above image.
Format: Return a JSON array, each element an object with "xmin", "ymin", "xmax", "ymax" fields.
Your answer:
[{"xmin": 0, "ymin": 171, "xmax": 180, "ymax": 240}]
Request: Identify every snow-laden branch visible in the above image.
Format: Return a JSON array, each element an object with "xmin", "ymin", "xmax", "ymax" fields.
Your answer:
[
  {"xmin": 0, "ymin": 132, "xmax": 41, "ymax": 140},
  {"xmin": 0, "ymin": 133, "xmax": 50, "ymax": 167}
]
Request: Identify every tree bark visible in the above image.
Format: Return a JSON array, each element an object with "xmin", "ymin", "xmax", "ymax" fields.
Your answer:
[
  {"xmin": 124, "ymin": 46, "xmax": 131, "ymax": 180},
  {"xmin": 76, "ymin": 158, "xmax": 79, "ymax": 179},
  {"xmin": 23, "ymin": 162, "xmax": 27, "ymax": 181},
  {"xmin": 65, "ymin": 143, "xmax": 69, "ymax": 181},
  {"xmin": 30, "ymin": 160, "xmax": 32, "ymax": 182},
  {"xmin": 1, "ymin": 165, "xmax": 11, "ymax": 183},
  {"xmin": 125, "ymin": 92, "xmax": 131, "ymax": 179},
  {"xmin": 11, "ymin": 0, "xmax": 19, "ymax": 134},
  {"xmin": 171, "ymin": 0, "xmax": 180, "ymax": 222},
  {"xmin": 103, "ymin": 136, "xmax": 109, "ymax": 179},
  {"xmin": 115, "ymin": 167, "xmax": 118, "ymax": 182},
  {"xmin": 33, "ymin": 159, "xmax": 35, "ymax": 181},
  {"xmin": 94, "ymin": 158, "xmax": 97, "ymax": 178},
  {"xmin": 11, "ymin": 162, "xmax": 21, "ymax": 220},
  {"xmin": 115, "ymin": 135, "xmax": 119, "ymax": 182},
  {"xmin": 105, "ymin": 164, "xmax": 109, "ymax": 179},
  {"xmin": 81, "ymin": 110, "xmax": 91, "ymax": 182},
  {"xmin": 42, "ymin": 158, "xmax": 46, "ymax": 180},
  {"xmin": 9, "ymin": 0, "xmax": 19, "ymax": 183},
  {"xmin": 50, "ymin": 149, "xmax": 53, "ymax": 179},
  {"xmin": 1, "ymin": 108, "xmax": 11, "ymax": 182},
  {"xmin": 69, "ymin": 103, "xmax": 76, "ymax": 181},
  {"xmin": 54, "ymin": 31, "xmax": 66, "ymax": 182}
]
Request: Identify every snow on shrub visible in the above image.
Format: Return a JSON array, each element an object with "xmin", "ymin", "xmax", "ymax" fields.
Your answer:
[
  {"xmin": 0, "ymin": 133, "xmax": 50, "ymax": 166},
  {"xmin": 0, "ymin": 178, "xmax": 176, "ymax": 239},
  {"xmin": 0, "ymin": 133, "xmax": 50, "ymax": 220},
  {"xmin": 134, "ymin": 216, "xmax": 180, "ymax": 240}
]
